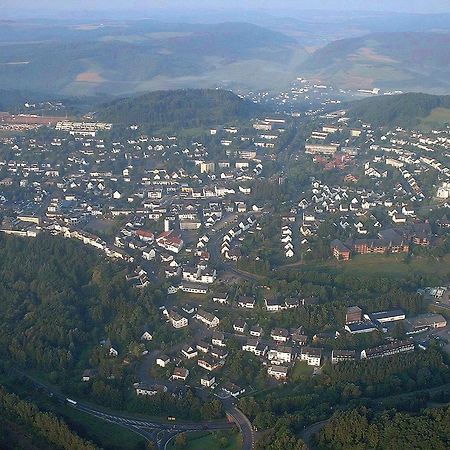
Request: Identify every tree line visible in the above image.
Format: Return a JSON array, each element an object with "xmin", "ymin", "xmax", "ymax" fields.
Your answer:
[
  {"xmin": 0, "ymin": 385, "xmax": 97, "ymax": 450},
  {"xmin": 317, "ymin": 405, "xmax": 450, "ymax": 450}
]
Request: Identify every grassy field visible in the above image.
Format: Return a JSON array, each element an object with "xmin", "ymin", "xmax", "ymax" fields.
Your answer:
[
  {"xmin": 420, "ymin": 107, "xmax": 450, "ymax": 130},
  {"xmin": 291, "ymin": 361, "xmax": 314, "ymax": 381},
  {"xmin": 313, "ymin": 254, "xmax": 450, "ymax": 279},
  {"xmin": 168, "ymin": 430, "xmax": 242, "ymax": 450}
]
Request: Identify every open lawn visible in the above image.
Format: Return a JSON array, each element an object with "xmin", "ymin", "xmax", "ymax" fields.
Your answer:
[
  {"xmin": 85, "ymin": 218, "xmax": 123, "ymax": 239},
  {"xmin": 291, "ymin": 361, "xmax": 314, "ymax": 381},
  {"xmin": 168, "ymin": 429, "xmax": 242, "ymax": 450}
]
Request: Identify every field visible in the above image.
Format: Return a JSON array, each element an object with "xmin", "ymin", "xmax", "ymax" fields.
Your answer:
[
  {"xmin": 420, "ymin": 107, "xmax": 450, "ymax": 130},
  {"xmin": 313, "ymin": 254, "xmax": 450, "ymax": 279},
  {"xmin": 300, "ymin": 32, "xmax": 450, "ymax": 94},
  {"xmin": 167, "ymin": 430, "xmax": 242, "ymax": 450}
]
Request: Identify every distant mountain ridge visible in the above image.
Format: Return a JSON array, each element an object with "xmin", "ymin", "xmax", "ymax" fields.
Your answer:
[
  {"xmin": 0, "ymin": 20, "xmax": 299, "ymax": 96},
  {"xmin": 300, "ymin": 32, "xmax": 450, "ymax": 94},
  {"xmin": 347, "ymin": 92, "xmax": 450, "ymax": 129},
  {"xmin": 96, "ymin": 88, "xmax": 263, "ymax": 129}
]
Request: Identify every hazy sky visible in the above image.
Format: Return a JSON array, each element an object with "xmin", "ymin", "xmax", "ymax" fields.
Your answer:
[{"xmin": 3, "ymin": 0, "xmax": 450, "ymax": 17}]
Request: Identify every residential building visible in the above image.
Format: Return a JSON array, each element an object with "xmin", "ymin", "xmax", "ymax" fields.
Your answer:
[
  {"xmin": 300, "ymin": 347, "xmax": 322, "ymax": 366},
  {"xmin": 194, "ymin": 309, "xmax": 220, "ymax": 328},
  {"xmin": 267, "ymin": 365, "xmax": 289, "ymax": 381},
  {"xmin": 135, "ymin": 383, "xmax": 167, "ymax": 396},
  {"xmin": 172, "ymin": 367, "xmax": 189, "ymax": 381},
  {"xmin": 361, "ymin": 340, "xmax": 415, "ymax": 359},
  {"xmin": 200, "ymin": 374, "xmax": 216, "ymax": 388},
  {"xmin": 168, "ymin": 310, "xmax": 189, "ymax": 329},
  {"xmin": 331, "ymin": 349, "xmax": 356, "ymax": 364}
]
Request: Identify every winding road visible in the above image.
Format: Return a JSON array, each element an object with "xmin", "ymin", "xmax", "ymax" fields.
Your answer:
[{"xmin": 15, "ymin": 369, "xmax": 255, "ymax": 450}]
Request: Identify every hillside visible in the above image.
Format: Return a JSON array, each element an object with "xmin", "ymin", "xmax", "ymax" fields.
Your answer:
[
  {"xmin": 96, "ymin": 88, "xmax": 263, "ymax": 128},
  {"xmin": 0, "ymin": 19, "xmax": 301, "ymax": 96},
  {"xmin": 347, "ymin": 93, "xmax": 450, "ymax": 129},
  {"xmin": 300, "ymin": 32, "xmax": 450, "ymax": 94}
]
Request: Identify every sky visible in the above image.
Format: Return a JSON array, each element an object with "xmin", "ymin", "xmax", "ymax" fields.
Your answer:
[{"xmin": 3, "ymin": 0, "xmax": 450, "ymax": 18}]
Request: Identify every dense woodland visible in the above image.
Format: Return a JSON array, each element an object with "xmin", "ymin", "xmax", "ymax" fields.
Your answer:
[
  {"xmin": 317, "ymin": 405, "xmax": 450, "ymax": 450},
  {"xmin": 0, "ymin": 234, "xmax": 164, "ymax": 373},
  {"xmin": 0, "ymin": 385, "xmax": 97, "ymax": 450}
]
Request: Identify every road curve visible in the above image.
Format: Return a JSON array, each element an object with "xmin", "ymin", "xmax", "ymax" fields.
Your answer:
[
  {"xmin": 13, "ymin": 369, "xmax": 234, "ymax": 449},
  {"xmin": 225, "ymin": 405, "xmax": 255, "ymax": 450}
]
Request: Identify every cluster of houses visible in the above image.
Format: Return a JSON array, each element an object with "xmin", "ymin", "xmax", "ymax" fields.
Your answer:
[
  {"xmin": 133, "ymin": 307, "xmax": 251, "ymax": 397},
  {"xmin": 221, "ymin": 215, "xmax": 257, "ymax": 261},
  {"xmin": 281, "ymin": 222, "xmax": 295, "ymax": 258},
  {"xmin": 236, "ymin": 320, "xmax": 319, "ymax": 380}
]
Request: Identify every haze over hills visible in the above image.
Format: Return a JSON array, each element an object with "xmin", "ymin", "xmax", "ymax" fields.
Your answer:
[
  {"xmin": 0, "ymin": 19, "xmax": 303, "ymax": 96},
  {"xmin": 96, "ymin": 88, "xmax": 264, "ymax": 129},
  {"xmin": 299, "ymin": 32, "xmax": 450, "ymax": 94},
  {"xmin": 347, "ymin": 92, "xmax": 450, "ymax": 129},
  {"xmin": 1, "ymin": 16, "xmax": 450, "ymax": 97}
]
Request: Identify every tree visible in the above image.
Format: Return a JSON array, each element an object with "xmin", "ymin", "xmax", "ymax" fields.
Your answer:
[{"xmin": 175, "ymin": 432, "xmax": 187, "ymax": 448}]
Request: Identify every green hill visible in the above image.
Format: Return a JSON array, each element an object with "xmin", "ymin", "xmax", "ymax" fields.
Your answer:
[
  {"xmin": 300, "ymin": 32, "xmax": 450, "ymax": 94},
  {"xmin": 347, "ymin": 92, "xmax": 450, "ymax": 129},
  {"xmin": 96, "ymin": 88, "xmax": 263, "ymax": 128}
]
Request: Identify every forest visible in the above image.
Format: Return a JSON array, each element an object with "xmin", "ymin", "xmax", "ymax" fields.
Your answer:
[
  {"xmin": 317, "ymin": 405, "xmax": 450, "ymax": 450},
  {"xmin": 347, "ymin": 92, "xmax": 450, "ymax": 128},
  {"xmin": 0, "ymin": 234, "xmax": 228, "ymax": 421},
  {"xmin": 0, "ymin": 233, "xmax": 164, "ymax": 375}
]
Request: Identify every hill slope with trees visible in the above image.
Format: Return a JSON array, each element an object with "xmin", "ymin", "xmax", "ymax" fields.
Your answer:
[
  {"xmin": 347, "ymin": 92, "xmax": 450, "ymax": 128},
  {"xmin": 0, "ymin": 20, "xmax": 298, "ymax": 96},
  {"xmin": 96, "ymin": 88, "xmax": 264, "ymax": 129},
  {"xmin": 0, "ymin": 385, "xmax": 97, "ymax": 450}
]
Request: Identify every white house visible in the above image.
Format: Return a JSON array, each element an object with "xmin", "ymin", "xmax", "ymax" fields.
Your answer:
[
  {"xmin": 300, "ymin": 347, "xmax": 322, "ymax": 366},
  {"xmin": 194, "ymin": 309, "xmax": 220, "ymax": 328},
  {"xmin": 168, "ymin": 310, "xmax": 189, "ymax": 328}
]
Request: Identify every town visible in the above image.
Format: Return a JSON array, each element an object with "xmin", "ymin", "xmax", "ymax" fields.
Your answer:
[{"xmin": 1, "ymin": 84, "xmax": 450, "ymax": 450}]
